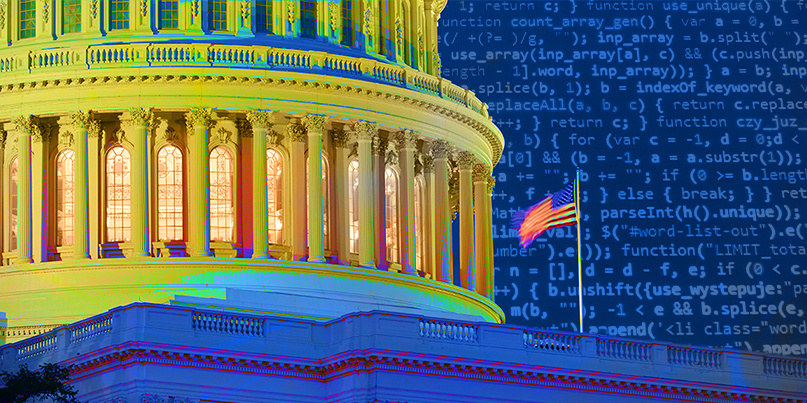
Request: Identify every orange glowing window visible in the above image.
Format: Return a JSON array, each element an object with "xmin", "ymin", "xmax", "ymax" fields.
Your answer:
[
  {"xmin": 210, "ymin": 147, "xmax": 234, "ymax": 242},
  {"xmin": 385, "ymin": 167, "xmax": 398, "ymax": 263},
  {"xmin": 348, "ymin": 160, "xmax": 359, "ymax": 254},
  {"xmin": 266, "ymin": 148, "xmax": 283, "ymax": 244},
  {"xmin": 306, "ymin": 154, "xmax": 329, "ymax": 249},
  {"xmin": 56, "ymin": 150, "xmax": 76, "ymax": 246},
  {"xmin": 106, "ymin": 146, "xmax": 131, "ymax": 242},
  {"xmin": 157, "ymin": 145, "xmax": 184, "ymax": 241}
]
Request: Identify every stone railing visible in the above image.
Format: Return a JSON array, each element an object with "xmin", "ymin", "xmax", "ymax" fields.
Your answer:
[
  {"xmin": 0, "ymin": 44, "xmax": 489, "ymax": 120},
  {"xmin": 2, "ymin": 303, "xmax": 805, "ymax": 398}
]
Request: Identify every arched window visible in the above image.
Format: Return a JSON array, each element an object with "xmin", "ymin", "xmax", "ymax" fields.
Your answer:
[
  {"xmin": 256, "ymin": 0, "xmax": 273, "ymax": 33},
  {"xmin": 56, "ymin": 150, "xmax": 76, "ymax": 246},
  {"xmin": 106, "ymin": 146, "xmax": 131, "ymax": 242},
  {"xmin": 9, "ymin": 158, "xmax": 18, "ymax": 251},
  {"xmin": 109, "ymin": 0, "xmax": 130, "ymax": 30},
  {"xmin": 210, "ymin": 147, "xmax": 234, "ymax": 242},
  {"xmin": 414, "ymin": 177, "xmax": 424, "ymax": 271},
  {"xmin": 348, "ymin": 160, "xmax": 359, "ymax": 254},
  {"xmin": 300, "ymin": 0, "xmax": 317, "ymax": 39},
  {"xmin": 306, "ymin": 155, "xmax": 329, "ymax": 249},
  {"xmin": 267, "ymin": 148, "xmax": 283, "ymax": 244},
  {"xmin": 157, "ymin": 145, "xmax": 184, "ymax": 241},
  {"xmin": 385, "ymin": 167, "xmax": 398, "ymax": 263}
]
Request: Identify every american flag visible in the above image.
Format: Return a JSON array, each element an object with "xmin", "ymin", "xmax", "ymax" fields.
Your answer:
[{"xmin": 511, "ymin": 181, "xmax": 577, "ymax": 248}]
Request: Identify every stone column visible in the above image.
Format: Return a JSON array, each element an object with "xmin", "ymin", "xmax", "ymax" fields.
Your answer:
[
  {"xmin": 246, "ymin": 111, "xmax": 274, "ymax": 259},
  {"xmin": 457, "ymin": 151, "xmax": 475, "ymax": 291},
  {"xmin": 122, "ymin": 108, "xmax": 153, "ymax": 257},
  {"xmin": 486, "ymin": 175, "xmax": 495, "ymax": 299},
  {"xmin": 0, "ymin": 128, "xmax": 5, "ymax": 262},
  {"xmin": 431, "ymin": 140, "xmax": 451, "ymax": 282},
  {"xmin": 303, "ymin": 115, "xmax": 327, "ymax": 263},
  {"xmin": 87, "ymin": 121, "xmax": 102, "ymax": 259},
  {"xmin": 395, "ymin": 130, "xmax": 417, "ymax": 274},
  {"xmin": 69, "ymin": 112, "xmax": 92, "ymax": 259},
  {"xmin": 288, "ymin": 121, "xmax": 307, "ymax": 261},
  {"xmin": 372, "ymin": 134, "xmax": 388, "ymax": 269},
  {"xmin": 421, "ymin": 150, "xmax": 435, "ymax": 279},
  {"xmin": 332, "ymin": 128, "xmax": 350, "ymax": 265},
  {"xmin": 30, "ymin": 121, "xmax": 48, "ymax": 263},
  {"xmin": 12, "ymin": 116, "xmax": 34, "ymax": 263},
  {"xmin": 473, "ymin": 163, "xmax": 489, "ymax": 296},
  {"xmin": 353, "ymin": 121, "xmax": 376, "ymax": 268},
  {"xmin": 185, "ymin": 108, "xmax": 214, "ymax": 257}
]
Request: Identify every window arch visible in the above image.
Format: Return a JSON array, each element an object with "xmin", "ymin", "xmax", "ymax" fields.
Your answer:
[
  {"xmin": 210, "ymin": 147, "xmax": 234, "ymax": 242},
  {"xmin": 267, "ymin": 148, "xmax": 283, "ymax": 244},
  {"xmin": 414, "ymin": 177, "xmax": 424, "ymax": 271},
  {"xmin": 106, "ymin": 146, "xmax": 131, "ymax": 242},
  {"xmin": 9, "ymin": 158, "xmax": 18, "ymax": 251},
  {"xmin": 306, "ymin": 154, "xmax": 329, "ymax": 249},
  {"xmin": 384, "ymin": 167, "xmax": 398, "ymax": 263},
  {"xmin": 348, "ymin": 160, "xmax": 359, "ymax": 254},
  {"xmin": 56, "ymin": 150, "xmax": 76, "ymax": 246},
  {"xmin": 157, "ymin": 145, "xmax": 184, "ymax": 241}
]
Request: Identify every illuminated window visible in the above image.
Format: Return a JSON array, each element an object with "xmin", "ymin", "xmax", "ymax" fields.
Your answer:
[
  {"xmin": 56, "ymin": 150, "xmax": 76, "ymax": 246},
  {"xmin": 209, "ymin": 0, "xmax": 227, "ymax": 31},
  {"xmin": 109, "ymin": 0, "xmax": 129, "ymax": 30},
  {"xmin": 106, "ymin": 147, "xmax": 131, "ymax": 242},
  {"xmin": 377, "ymin": 0, "xmax": 385, "ymax": 55},
  {"xmin": 210, "ymin": 147, "xmax": 234, "ymax": 242},
  {"xmin": 267, "ymin": 148, "xmax": 283, "ymax": 244},
  {"xmin": 341, "ymin": 0, "xmax": 352, "ymax": 46},
  {"xmin": 385, "ymin": 167, "xmax": 398, "ymax": 263},
  {"xmin": 157, "ymin": 145, "xmax": 184, "ymax": 241},
  {"xmin": 159, "ymin": 0, "xmax": 179, "ymax": 29},
  {"xmin": 300, "ymin": 0, "xmax": 316, "ymax": 39},
  {"xmin": 306, "ymin": 155, "xmax": 329, "ymax": 249},
  {"xmin": 348, "ymin": 160, "xmax": 359, "ymax": 254},
  {"xmin": 414, "ymin": 178, "xmax": 424, "ymax": 271},
  {"xmin": 256, "ymin": 0, "xmax": 273, "ymax": 33},
  {"xmin": 9, "ymin": 158, "xmax": 18, "ymax": 251},
  {"xmin": 19, "ymin": 0, "xmax": 36, "ymax": 39},
  {"xmin": 62, "ymin": 0, "xmax": 81, "ymax": 34}
]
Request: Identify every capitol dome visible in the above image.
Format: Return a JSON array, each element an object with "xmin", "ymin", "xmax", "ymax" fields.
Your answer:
[{"xmin": 0, "ymin": 0, "xmax": 504, "ymax": 343}]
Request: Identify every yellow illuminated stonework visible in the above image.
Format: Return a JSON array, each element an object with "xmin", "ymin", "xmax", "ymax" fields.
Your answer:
[{"xmin": 0, "ymin": 0, "xmax": 504, "ymax": 344}]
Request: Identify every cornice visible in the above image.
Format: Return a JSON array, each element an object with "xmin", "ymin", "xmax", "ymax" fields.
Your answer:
[
  {"xmin": 63, "ymin": 343, "xmax": 803, "ymax": 403},
  {"xmin": 0, "ymin": 72, "xmax": 503, "ymax": 165}
]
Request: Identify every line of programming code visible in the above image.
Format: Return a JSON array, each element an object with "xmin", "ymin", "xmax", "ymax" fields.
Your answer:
[{"xmin": 440, "ymin": 0, "xmax": 807, "ymax": 355}]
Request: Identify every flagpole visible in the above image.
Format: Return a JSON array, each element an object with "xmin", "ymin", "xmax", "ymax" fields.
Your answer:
[{"xmin": 576, "ymin": 168, "xmax": 583, "ymax": 333}]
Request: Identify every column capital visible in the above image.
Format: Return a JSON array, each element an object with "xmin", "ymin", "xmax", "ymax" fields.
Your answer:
[
  {"xmin": 421, "ymin": 155, "xmax": 434, "ymax": 173},
  {"xmin": 0, "ymin": 129, "xmax": 6, "ymax": 148},
  {"xmin": 237, "ymin": 119, "xmax": 253, "ymax": 138},
  {"xmin": 185, "ymin": 108, "xmax": 214, "ymax": 132},
  {"xmin": 394, "ymin": 129, "xmax": 418, "ymax": 150},
  {"xmin": 246, "ymin": 110, "xmax": 275, "ymax": 129},
  {"xmin": 302, "ymin": 115, "xmax": 328, "ymax": 133},
  {"xmin": 430, "ymin": 140, "xmax": 451, "ymax": 159},
  {"xmin": 352, "ymin": 121, "xmax": 378, "ymax": 141},
  {"xmin": 69, "ymin": 110, "xmax": 95, "ymax": 129},
  {"xmin": 87, "ymin": 120, "xmax": 103, "ymax": 138},
  {"xmin": 123, "ymin": 107, "xmax": 155, "ymax": 128},
  {"xmin": 287, "ymin": 122, "xmax": 307, "ymax": 142},
  {"xmin": 473, "ymin": 163, "xmax": 490, "ymax": 182},
  {"xmin": 13, "ymin": 115, "xmax": 41, "ymax": 137},
  {"xmin": 332, "ymin": 128, "xmax": 350, "ymax": 148},
  {"xmin": 457, "ymin": 151, "xmax": 475, "ymax": 170},
  {"xmin": 372, "ymin": 135, "xmax": 389, "ymax": 156},
  {"xmin": 487, "ymin": 176, "xmax": 496, "ymax": 194}
]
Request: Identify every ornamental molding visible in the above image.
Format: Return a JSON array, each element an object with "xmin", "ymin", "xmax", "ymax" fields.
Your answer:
[
  {"xmin": 125, "ymin": 107, "xmax": 154, "ymax": 128},
  {"xmin": 192, "ymin": 0, "xmax": 199, "ymax": 16},
  {"xmin": 287, "ymin": 122, "xmax": 306, "ymax": 142},
  {"xmin": 266, "ymin": 129, "xmax": 279, "ymax": 145},
  {"xmin": 214, "ymin": 127, "xmax": 232, "ymax": 143},
  {"xmin": 473, "ymin": 163, "xmax": 489, "ymax": 182},
  {"xmin": 0, "ymin": 1, "xmax": 6, "ymax": 30},
  {"xmin": 385, "ymin": 149, "xmax": 398, "ymax": 166},
  {"xmin": 328, "ymin": 3, "xmax": 339, "ymax": 34},
  {"xmin": 91, "ymin": 0, "xmax": 98, "ymax": 18},
  {"xmin": 69, "ymin": 110, "xmax": 94, "ymax": 130},
  {"xmin": 59, "ymin": 130, "xmax": 74, "ymax": 148},
  {"xmin": 352, "ymin": 121, "xmax": 377, "ymax": 141},
  {"xmin": 486, "ymin": 176, "xmax": 495, "ymax": 194},
  {"xmin": 42, "ymin": 0, "xmax": 49, "ymax": 23},
  {"xmin": 421, "ymin": 155, "xmax": 434, "ymax": 173},
  {"xmin": 13, "ymin": 115, "xmax": 43, "ymax": 141},
  {"xmin": 302, "ymin": 115, "xmax": 327, "ymax": 133},
  {"xmin": 240, "ymin": 0, "xmax": 251, "ymax": 28},
  {"xmin": 430, "ymin": 140, "xmax": 451, "ymax": 159},
  {"xmin": 110, "ymin": 128, "xmax": 126, "ymax": 144},
  {"xmin": 87, "ymin": 120, "xmax": 102, "ymax": 138},
  {"xmin": 142, "ymin": 394, "xmax": 197, "ymax": 403},
  {"xmin": 140, "ymin": 0, "xmax": 147, "ymax": 18},
  {"xmin": 184, "ymin": 108, "xmax": 213, "ymax": 132},
  {"xmin": 394, "ymin": 129, "xmax": 418, "ymax": 150},
  {"xmin": 456, "ymin": 151, "xmax": 475, "ymax": 170},
  {"xmin": 0, "ymin": 129, "xmax": 6, "ymax": 147},
  {"xmin": 287, "ymin": 2, "xmax": 297, "ymax": 27},
  {"xmin": 372, "ymin": 135, "xmax": 388, "ymax": 156},
  {"xmin": 0, "ymin": 73, "xmax": 502, "ymax": 164},
  {"xmin": 331, "ymin": 128, "xmax": 349, "ymax": 148},
  {"xmin": 236, "ymin": 119, "xmax": 252, "ymax": 138},
  {"xmin": 245, "ymin": 110, "xmax": 274, "ymax": 129},
  {"xmin": 157, "ymin": 124, "xmax": 178, "ymax": 143},
  {"xmin": 61, "ymin": 345, "xmax": 800, "ymax": 403}
]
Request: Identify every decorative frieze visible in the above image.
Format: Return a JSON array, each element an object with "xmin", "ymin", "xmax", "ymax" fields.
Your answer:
[
  {"xmin": 287, "ymin": 122, "xmax": 306, "ymax": 142},
  {"xmin": 214, "ymin": 127, "xmax": 232, "ymax": 143},
  {"xmin": 185, "ymin": 108, "xmax": 213, "ymax": 132},
  {"xmin": 59, "ymin": 130, "xmax": 74, "ymax": 148}
]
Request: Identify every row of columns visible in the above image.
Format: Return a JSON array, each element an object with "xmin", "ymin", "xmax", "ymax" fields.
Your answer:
[{"xmin": 0, "ymin": 111, "xmax": 494, "ymax": 297}]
